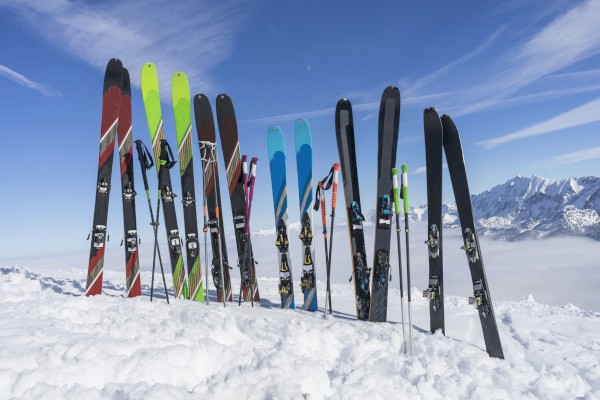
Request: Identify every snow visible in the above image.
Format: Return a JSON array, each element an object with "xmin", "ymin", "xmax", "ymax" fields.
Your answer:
[
  {"xmin": 1, "ymin": 265, "xmax": 599, "ymax": 399},
  {"xmin": 2, "ymin": 222, "xmax": 600, "ymax": 398}
]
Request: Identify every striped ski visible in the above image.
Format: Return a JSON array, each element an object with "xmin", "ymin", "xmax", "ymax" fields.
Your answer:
[
  {"xmin": 294, "ymin": 118, "xmax": 317, "ymax": 311},
  {"xmin": 268, "ymin": 126, "xmax": 295, "ymax": 309},
  {"xmin": 194, "ymin": 94, "xmax": 233, "ymax": 302},
  {"xmin": 86, "ymin": 58, "xmax": 123, "ymax": 296},
  {"xmin": 215, "ymin": 94, "xmax": 260, "ymax": 303},
  {"xmin": 172, "ymin": 72, "xmax": 204, "ymax": 301},
  {"xmin": 141, "ymin": 62, "xmax": 188, "ymax": 299},
  {"xmin": 116, "ymin": 68, "xmax": 141, "ymax": 297}
]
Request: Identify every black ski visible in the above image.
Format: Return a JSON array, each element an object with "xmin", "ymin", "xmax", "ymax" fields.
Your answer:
[
  {"xmin": 422, "ymin": 107, "xmax": 445, "ymax": 334},
  {"xmin": 215, "ymin": 94, "xmax": 260, "ymax": 302},
  {"xmin": 369, "ymin": 86, "xmax": 400, "ymax": 322},
  {"xmin": 193, "ymin": 94, "xmax": 233, "ymax": 302},
  {"xmin": 441, "ymin": 114, "xmax": 504, "ymax": 359},
  {"xmin": 335, "ymin": 99, "xmax": 370, "ymax": 320}
]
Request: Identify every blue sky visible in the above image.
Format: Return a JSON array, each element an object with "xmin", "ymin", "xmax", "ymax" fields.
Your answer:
[{"xmin": 1, "ymin": 0, "xmax": 599, "ymax": 264}]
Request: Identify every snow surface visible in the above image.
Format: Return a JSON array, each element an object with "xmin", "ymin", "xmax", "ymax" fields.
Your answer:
[
  {"xmin": 2, "ymin": 215, "xmax": 600, "ymax": 398},
  {"xmin": 1, "ymin": 266, "xmax": 599, "ymax": 399}
]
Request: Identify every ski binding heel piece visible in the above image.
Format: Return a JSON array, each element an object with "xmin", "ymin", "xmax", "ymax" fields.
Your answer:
[
  {"xmin": 186, "ymin": 233, "xmax": 199, "ymax": 258},
  {"xmin": 468, "ymin": 280, "xmax": 490, "ymax": 317},
  {"xmin": 423, "ymin": 276, "xmax": 441, "ymax": 311}
]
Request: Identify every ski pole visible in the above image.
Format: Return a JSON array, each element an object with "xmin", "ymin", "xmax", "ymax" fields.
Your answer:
[
  {"xmin": 317, "ymin": 181, "xmax": 330, "ymax": 318},
  {"xmin": 402, "ymin": 165, "xmax": 413, "ymax": 355},
  {"xmin": 238, "ymin": 155, "xmax": 249, "ymax": 306},
  {"xmin": 134, "ymin": 140, "xmax": 169, "ymax": 304},
  {"xmin": 392, "ymin": 167, "xmax": 407, "ymax": 354},
  {"xmin": 201, "ymin": 157, "xmax": 210, "ymax": 305},
  {"xmin": 326, "ymin": 163, "xmax": 340, "ymax": 314},
  {"xmin": 246, "ymin": 157, "xmax": 259, "ymax": 307}
]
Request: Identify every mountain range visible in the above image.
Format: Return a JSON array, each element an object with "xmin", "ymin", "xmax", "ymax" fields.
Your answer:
[{"xmin": 366, "ymin": 175, "xmax": 600, "ymax": 241}]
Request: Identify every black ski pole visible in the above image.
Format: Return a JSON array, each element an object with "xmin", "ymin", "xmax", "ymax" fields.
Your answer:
[
  {"xmin": 134, "ymin": 140, "xmax": 169, "ymax": 304},
  {"xmin": 401, "ymin": 165, "xmax": 413, "ymax": 355},
  {"xmin": 392, "ymin": 167, "xmax": 407, "ymax": 353}
]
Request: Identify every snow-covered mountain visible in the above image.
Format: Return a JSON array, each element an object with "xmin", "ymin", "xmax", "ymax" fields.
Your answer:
[{"xmin": 367, "ymin": 175, "xmax": 600, "ymax": 241}]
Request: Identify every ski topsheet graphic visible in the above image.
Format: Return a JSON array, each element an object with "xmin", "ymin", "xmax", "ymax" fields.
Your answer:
[
  {"xmin": 215, "ymin": 94, "xmax": 260, "ymax": 303},
  {"xmin": 172, "ymin": 72, "xmax": 204, "ymax": 302},
  {"xmin": 294, "ymin": 118, "xmax": 317, "ymax": 311},
  {"xmin": 194, "ymin": 94, "xmax": 233, "ymax": 302},
  {"xmin": 141, "ymin": 62, "xmax": 188, "ymax": 299},
  {"xmin": 116, "ymin": 68, "xmax": 141, "ymax": 298},
  {"xmin": 268, "ymin": 126, "xmax": 295, "ymax": 309},
  {"xmin": 86, "ymin": 59, "xmax": 124, "ymax": 296}
]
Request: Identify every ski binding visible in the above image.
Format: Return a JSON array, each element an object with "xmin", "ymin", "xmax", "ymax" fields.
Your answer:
[
  {"xmin": 423, "ymin": 276, "xmax": 441, "ymax": 311},
  {"xmin": 425, "ymin": 224, "xmax": 440, "ymax": 258},
  {"xmin": 461, "ymin": 228, "xmax": 479, "ymax": 263}
]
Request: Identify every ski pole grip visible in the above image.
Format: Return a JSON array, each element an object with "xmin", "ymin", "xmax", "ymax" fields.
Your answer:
[
  {"xmin": 392, "ymin": 167, "xmax": 400, "ymax": 215},
  {"xmin": 401, "ymin": 165, "xmax": 409, "ymax": 214},
  {"xmin": 332, "ymin": 163, "xmax": 340, "ymax": 209},
  {"xmin": 242, "ymin": 155, "xmax": 248, "ymax": 174},
  {"xmin": 319, "ymin": 182, "xmax": 327, "ymax": 227}
]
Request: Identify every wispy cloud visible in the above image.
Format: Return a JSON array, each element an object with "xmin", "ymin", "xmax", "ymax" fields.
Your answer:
[
  {"xmin": 476, "ymin": 97, "xmax": 600, "ymax": 148},
  {"xmin": 0, "ymin": 64, "xmax": 61, "ymax": 96},
  {"xmin": 552, "ymin": 146, "xmax": 600, "ymax": 165},
  {"xmin": 0, "ymin": 0, "xmax": 252, "ymax": 95},
  {"xmin": 405, "ymin": 27, "xmax": 505, "ymax": 97}
]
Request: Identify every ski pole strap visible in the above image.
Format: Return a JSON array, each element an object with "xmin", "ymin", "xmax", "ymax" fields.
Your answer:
[
  {"xmin": 401, "ymin": 165, "xmax": 409, "ymax": 214},
  {"xmin": 392, "ymin": 167, "xmax": 400, "ymax": 215},
  {"xmin": 160, "ymin": 140, "xmax": 177, "ymax": 169},
  {"xmin": 135, "ymin": 140, "xmax": 154, "ymax": 170},
  {"xmin": 317, "ymin": 182, "xmax": 327, "ymax": 234},
  {"xmin": 331, "ymin": 163, "xmax": 339, "ymax": 209},
  {"xmin": 314, "ymin": 163, "xmax": 337, "ymax": 212}
]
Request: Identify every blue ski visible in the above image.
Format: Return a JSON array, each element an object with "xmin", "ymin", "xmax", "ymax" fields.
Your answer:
[
  {"xmin": 294, "ymin": 118, "xmax": 317, "ymax": 311},
  {"xmin": 267, "ymin": 126, "xmax": 295, "ymax": 309}
]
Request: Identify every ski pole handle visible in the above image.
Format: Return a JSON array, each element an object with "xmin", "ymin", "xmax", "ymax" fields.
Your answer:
[
  {"xmin": 401, "ymin": 165, "xmax": 409, "ymax": 214},
  {"xmin": 319, "ymin": 181, "xmax": 327, "ymax": 234},
  {"xmin": 332, "ymin": 163, "xmax": 340, "ymax": 209},
  {"xmin": 392, "ymin": 167, "xmax": 400, "ymax": 215},
  {"xmin": 134, "ymin": 140, "xmax": 151, "ymax": 191}
]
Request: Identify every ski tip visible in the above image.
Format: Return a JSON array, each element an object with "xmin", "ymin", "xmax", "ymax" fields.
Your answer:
[
  {"xmin": 336, "ymin": 98, "xmax": 352, "ymax": 111},
  {"xmin": 121, "ymin": 68, "xmax": 131, "ymax": 95},
  {"xmin": 424, "ymin": 106, "xmax": 437, "ymax": 113}
]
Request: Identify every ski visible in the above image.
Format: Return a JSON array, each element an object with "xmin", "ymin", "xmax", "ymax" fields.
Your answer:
[
  {"xmin": 215, "ymin": 94, "xmax": 260, "ymax": 303},
  {"xmin": 141, "ymin": 62, "xmax": 188, "ymax": 299},
  {"xmin": 268, "ymin": 126, "xmax": 295, "ymax": 309},
  {"xmin": 369, "ymin": 86, "xmax": 400, "ymax": 322},
  {"xmin": 422, "ymin": 107, "xmax": 445, "ymax": 334},
  {"xmin": 294, "ymin": 118, "xmax": 317, "ymax": 311},
  {"xmin": 441, "ymin": 115, "xmax": 504, "ymax": 359},
  {"xmin": 194, "ymin": 94, "xmax": 233, "ymax": 302},
  {"xmin": 116, "ymin": 68, "xmax": 141, "ymax": 298},
  {"xmin": 172, "ymin": 72, "xmax": 204, "ymax": 302},
  {"xmin": 86, "ymin": 58, "xmax": 123, "ymax": 296},
  {"xmin": 335, "ymin": 99, "xmax": 370, "ymax": 320}
]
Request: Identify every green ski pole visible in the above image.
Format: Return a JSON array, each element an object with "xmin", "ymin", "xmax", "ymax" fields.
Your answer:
[
  {"xmin": 392, "ymin": 167, "xmax": 407, "ymax": 353},
  {"xmin": 402, "ymin": 165, "xmax": 413, "ymax": 355}
]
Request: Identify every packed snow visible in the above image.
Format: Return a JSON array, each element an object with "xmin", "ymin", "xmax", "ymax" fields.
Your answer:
[{"xmin": 1, "ymin": 223, "xmax": 600, "ymax": 399}]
